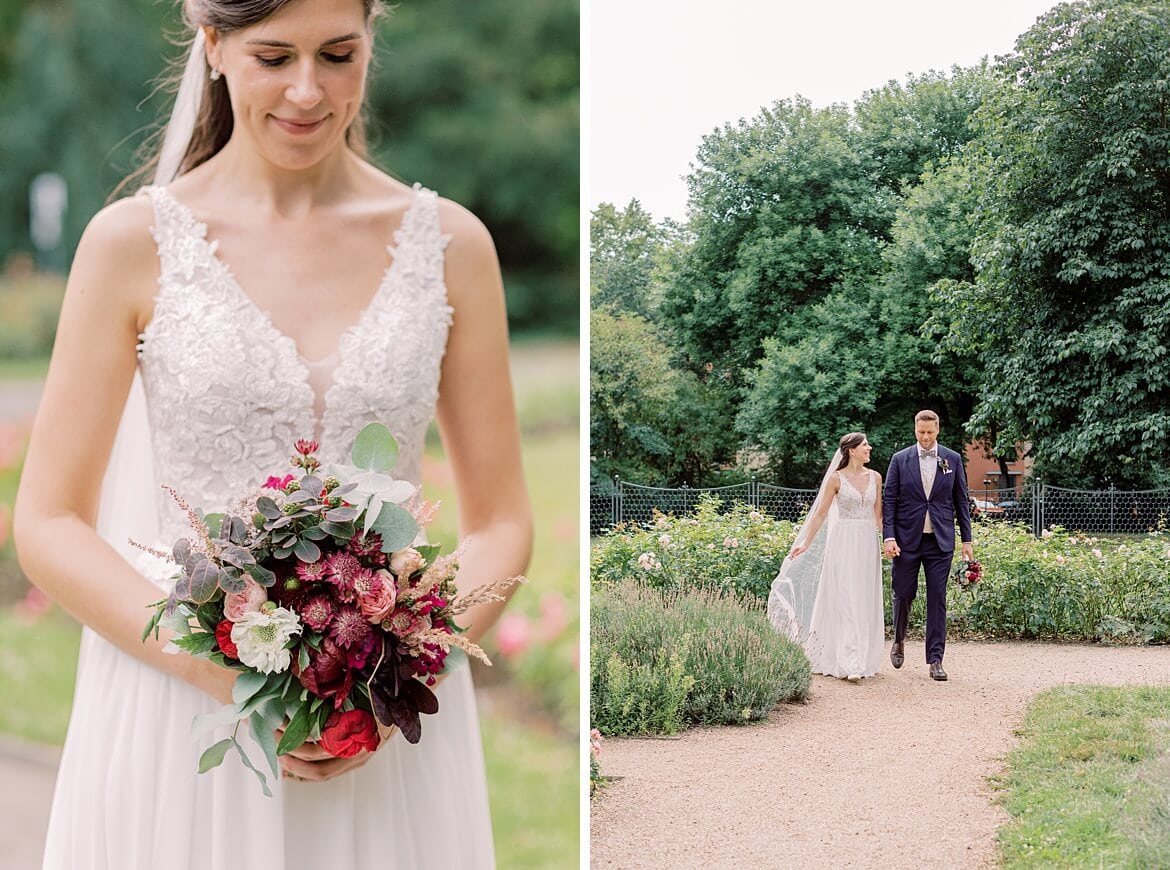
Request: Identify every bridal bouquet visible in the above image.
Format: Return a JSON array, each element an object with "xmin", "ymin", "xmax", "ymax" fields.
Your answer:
[
  {"xmin": 140, "ymin": 423, "xmax": 522, "ymax": 795},
  {"xmin": 952, "ymin": 558, "xmax": 983, "ymax": 589}
]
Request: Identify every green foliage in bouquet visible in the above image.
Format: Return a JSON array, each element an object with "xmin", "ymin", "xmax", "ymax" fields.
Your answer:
[
  {"xmin": 591, "ymin": 581, "xmax": 810, "ymax": 736},
  {"xmin": 591, "ymin": 496, "xmax": 797, "ymax": 600}
]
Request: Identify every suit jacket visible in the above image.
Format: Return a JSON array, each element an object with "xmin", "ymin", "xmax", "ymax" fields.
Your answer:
[{"xmin": 882, "ymin": 444, "xmax": 972, "ymax": 554}]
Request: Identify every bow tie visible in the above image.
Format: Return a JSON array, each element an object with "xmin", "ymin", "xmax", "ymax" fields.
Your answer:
[{"xmin": 919, "ymin": 450, "xmax": 937, "ymax": 459}]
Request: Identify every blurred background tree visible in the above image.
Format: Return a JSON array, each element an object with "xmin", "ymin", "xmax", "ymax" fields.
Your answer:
[{"xmin": 0, "ymin": 0, "xmax": 579, "ymax": 335}]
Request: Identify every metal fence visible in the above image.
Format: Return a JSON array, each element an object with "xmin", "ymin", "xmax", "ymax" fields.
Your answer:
[{"xmin": 590, "ymin": 478, "xmax": 1170, "ymax": 538}]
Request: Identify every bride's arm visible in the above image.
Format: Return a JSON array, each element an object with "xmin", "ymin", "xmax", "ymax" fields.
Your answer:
[
  {"xmin": 432, "ymin": 199, "xmax": 534, "ymax": 647},
  {"xmin": 873, "ymin": 471, "xmax": 884, "ymax": 534},
  {"xmin": 788, "ymin": 476, "xmax": 840, "ymax": 558},
  {"xmin": 12, "ymin": 198, "xmax": 235, "ymax": 705}
]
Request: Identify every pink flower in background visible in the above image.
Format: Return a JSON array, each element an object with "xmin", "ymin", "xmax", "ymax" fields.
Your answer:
[
  {"xmin": 537, "ymin": 592, "xmax": 568, "ymax": 642},
  {"xmin": 495, "ymin": 612, "xmax": 531, "ymax": 659},
  {"xmin": 15, "ymin": 586, "xmax": 51, "ymax": 623},
  {"xmin": 223, "ymin": 577, "xmax": 267, "ymax": 622},
  {"xmin": 263, "ymin": 474, "xmax": 295, "ymax": 490}
]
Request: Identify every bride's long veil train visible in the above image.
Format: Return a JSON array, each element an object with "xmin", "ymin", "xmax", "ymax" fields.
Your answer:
[{"xmin": 766, "ymin": 449, "xmax": 842, "ymax": 659}]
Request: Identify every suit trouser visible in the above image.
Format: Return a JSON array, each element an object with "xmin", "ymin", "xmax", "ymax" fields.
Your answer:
[{"xmin": 891, "ymin": 532, "xmax": 951, "ymax": 664}]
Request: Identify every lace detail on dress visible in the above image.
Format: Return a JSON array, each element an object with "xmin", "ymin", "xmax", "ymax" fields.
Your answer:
[
  {"xmin": 137, "ymin": 183, "xmax": 451, "ymax": 541},
  {"xmin": 835, "ymin": 471, "xmax": 876, "ymax": 521},
  {"xmin": 318, "ymin": 184, "xmax": 453, "ymax": 481}
]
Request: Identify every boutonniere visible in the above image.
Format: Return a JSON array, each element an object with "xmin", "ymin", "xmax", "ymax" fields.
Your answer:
[{"xmin": 938, "ymin": 457, "xmax": 953, "ymax": 475}]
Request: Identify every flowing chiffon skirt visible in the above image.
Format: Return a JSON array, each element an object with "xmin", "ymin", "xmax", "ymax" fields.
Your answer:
[
  {"xmin": 42, "ymin": 627, "xmax": 494, "ymax": 869},
  {"xmin": 806, "ymin": 518, "xmax": 885, "ymax": 678}
]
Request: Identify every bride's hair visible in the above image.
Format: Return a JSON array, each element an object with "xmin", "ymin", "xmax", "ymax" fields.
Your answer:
[
  {"xmin": 116, "ymin": 0, "xmax": 385, "ymax": 196},
  {"xmin": 835, "ymin": 432, "xmax": 867, "ymax": 470}
]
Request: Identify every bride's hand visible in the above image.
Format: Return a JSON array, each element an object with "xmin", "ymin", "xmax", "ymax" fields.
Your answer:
[
  {"xmin": 789, "ymin": 544, "xmax": 807, "ymax": 559},
  {"xmin": 276, "ymin": 724, "xmax": 399, "ymax": 783}
]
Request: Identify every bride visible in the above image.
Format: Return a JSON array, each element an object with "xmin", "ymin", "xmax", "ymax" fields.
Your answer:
[
  {"xmin": 767, "ymin": 432, "xmax": 885, "ymax": 681},
  {"xmin": 12, "ymin": 0, "xmax": 532, "ymax": 867}
]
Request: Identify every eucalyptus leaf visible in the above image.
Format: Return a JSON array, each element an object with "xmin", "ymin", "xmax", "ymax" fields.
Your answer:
[
  {"xmin": 274, "ymin": 546, "xmax": 294, "ymax": 560},
  {"xmin": 218, "ymin": 569, "xmax": 246, "ymax": 596},
  {"xmin": 300, "ymin": 475, "xmax": 322, "ymax": 495},
  {"xmin": 350, "ymin": 422, "xmax": 399, "ymax": 471},
  {"xmin": 325, "ymin": 506, "xmax": 360, "ymax": 523},
  {"xmin": 371, "ymin": 503, "xmax": 419, "ymax": 553},
  {"xmin": 246, "ymin": 563, "xmax": 277, "ymax": 588},
  {"xmin": 318, "ymin": 521, "xmax": 356, "ymax": 539},
  {"xmin": 286, "ymin": 490, "xmax": 315, "ymax": 505},
  {"xmin": 227, "ymin": 515, "xmax": 248, "ymax": 545},
  {"xmin": 256, "ymin": 497, "xmax": 282, "ymax": 520},
  {"xmin": 232, "ymin": 669, "xmax": 270, "ymax": 705},
  {"xmin": 204, "ymin": 513, "xmax": 224, "ymax": 538},
  {"xmin": 301, "ymin": 525, "xmax": 328, "ymax": 541},
  {"xmin": 231, "ymin": 736, "xmax": 272, "ymax": 798},
  {"xmin": 220, "ymin": 544, "xmax": 256, "ymax": 568},
  {"xmin": 293, "ymin": 538, "xmax": 321, "ymax": 563},
  {"xmin": 249, "ymin": 707, "xmax": 280, "ymax": 779},
  {"xmin": 197, "ymin": 738, "xmax": 235, "ymax": 774},
  {"xmin": 173, "ymin": 538, "xmax": 192, "ymax": 564}
]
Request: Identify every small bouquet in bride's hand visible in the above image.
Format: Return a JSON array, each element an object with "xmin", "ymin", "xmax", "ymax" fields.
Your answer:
[
  {"xmin": 139, "ymin": 423, "xmax": 523, "ymax": 795},
  {"xmin": 952, "ymin": 558, "xmax": 982, "ymax": 589}
]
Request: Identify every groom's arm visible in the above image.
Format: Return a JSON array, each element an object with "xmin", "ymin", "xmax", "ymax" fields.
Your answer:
[
  {"xmin": 952, "ymin": 449, "xmax": 973, "ymax": 547},
  {"xmin": 882, "ymin": 453, "xmax": 899, "ymax": 542}
]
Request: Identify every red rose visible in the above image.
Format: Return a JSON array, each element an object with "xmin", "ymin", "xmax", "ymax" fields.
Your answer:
[
  {"xmin": 215, "ymin": 619, "xmax": 239, "ymax": 659},
  {"xmin": 320, "ymin": 709, "xmax": 380, "ymax": 758}
]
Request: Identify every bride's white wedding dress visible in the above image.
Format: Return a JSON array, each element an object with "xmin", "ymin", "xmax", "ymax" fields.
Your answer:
[
  {"xmin": 805, "ymin": 471, "xmax": 884, "ymax": 678},
  {"xmin": 41, "ymin": 184, "xmax": 495, "ymax": 869}
]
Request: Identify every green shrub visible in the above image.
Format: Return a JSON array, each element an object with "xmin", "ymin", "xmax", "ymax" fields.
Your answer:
[
  {"xmin": 907, "ymin": 522, "xmax": 1170, "ymax": 643},
  {"xmin": 591, "ymin": 496, "xmax": 797, "ymax": 599},
  {"xmin": 591, "ymin": 581, "xmax": 810, "ymax": 736}
]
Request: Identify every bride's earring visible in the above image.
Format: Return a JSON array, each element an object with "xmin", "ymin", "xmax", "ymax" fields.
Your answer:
[{"xmin": 209, "ymin": 68, "xmax": 222, "ymax": 81}]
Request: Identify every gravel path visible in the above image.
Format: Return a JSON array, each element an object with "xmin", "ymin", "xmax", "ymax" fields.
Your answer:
[{"xmin": 590, "ymin": 640, "xmax": 1170, "ymax": 869}]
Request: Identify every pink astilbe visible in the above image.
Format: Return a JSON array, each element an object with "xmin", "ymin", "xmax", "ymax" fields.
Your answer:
[
  {"xmin": 407, "ymin": 495, "xmax": 441, "ymax": 528},
  {"xmin": 449, "ymin": 574, "xmax": 527, "ymax": 615},
  {"xmin": 162, "ymin": 484, "xmax": 213, "ymax": 548}
]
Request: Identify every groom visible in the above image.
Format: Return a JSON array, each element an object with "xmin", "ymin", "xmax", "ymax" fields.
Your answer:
[{"xmin": 882, "ymin": 410, "xmax": 973, "ymax": 681}]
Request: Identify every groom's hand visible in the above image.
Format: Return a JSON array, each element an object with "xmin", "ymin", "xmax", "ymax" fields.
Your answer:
[
  {"xmin": 883, "ymin": 538, "xmax": 900, "ymax": 559},
  {"xmin": 961, "ymin": 542, "xmax": 974, "ymax": 561}
]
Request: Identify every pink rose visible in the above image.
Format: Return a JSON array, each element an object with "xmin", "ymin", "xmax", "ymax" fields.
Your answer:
[
  {"xmin": 389, "ymin": 548, "xmax": 424, "ymax": 578},
  {"xmin": 223, "ymin": 577, "xmax": 267, "ymax": 622},
  {"xmin": 359, "ymin": 570, "xmax": 398, "ymax": 624}
]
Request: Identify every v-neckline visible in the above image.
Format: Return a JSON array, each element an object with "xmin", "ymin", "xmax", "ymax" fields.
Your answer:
[
  {"xmin": 839, "ymin": 470, "xmax": 873, "ymax": 500},
  {"xmin": 155, "ymin": 184, "xmax": 417, "ymax": 368}
]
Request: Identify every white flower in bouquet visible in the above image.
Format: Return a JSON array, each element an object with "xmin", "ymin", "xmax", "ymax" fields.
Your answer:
[{"xmin": 230, "ymin": 606, "xmax": 302, "ymax": 674}]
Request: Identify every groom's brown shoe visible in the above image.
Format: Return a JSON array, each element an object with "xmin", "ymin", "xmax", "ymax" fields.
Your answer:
[
  {"xmin": 890, "ymin": 642, "xmax": 904, "ymax": 669},
  {"xmin": 929, "ymin": 661, "xmax": 948, "ymax": 681}
]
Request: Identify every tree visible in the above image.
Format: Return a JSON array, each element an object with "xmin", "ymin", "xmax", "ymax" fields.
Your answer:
[
  {"xmin": 589, "ymin": 309, "xmax": 678, "ymax": 485},
  {"xmin": 933, "ymin": 0, "xmax": 1170, "ymax": 486},
  {"xmin": 722, "ymin": 70, "xmax": 991, "ymax": 483},
  {"xmin": 589, "ymin": 199, "xmax": 666, "ymax": 320}
]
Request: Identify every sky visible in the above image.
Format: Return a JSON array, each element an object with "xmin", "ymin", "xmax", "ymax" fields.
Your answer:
[{"xmin": 588, "ymin": 0, "xmax": 1062, "ymax": 222}]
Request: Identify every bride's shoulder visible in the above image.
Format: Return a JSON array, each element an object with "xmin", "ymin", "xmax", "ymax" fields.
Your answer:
[{"xmin": 70, "ymin": 194, "xmax": 158, "ymax": 302}]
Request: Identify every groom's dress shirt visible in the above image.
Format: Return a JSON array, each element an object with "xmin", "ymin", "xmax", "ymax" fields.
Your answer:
[{"xmin": 919, "ymin": 449, "xmax": 937, "ymax": 534}]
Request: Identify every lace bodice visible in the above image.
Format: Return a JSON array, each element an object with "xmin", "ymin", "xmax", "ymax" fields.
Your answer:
[
  {"xmin": 138, "ymin": 184, "xmax": 453, "ymax": 541},
  {"xmin": 835, "ymin": 471, "xmax": 877, "ymax": 521}
]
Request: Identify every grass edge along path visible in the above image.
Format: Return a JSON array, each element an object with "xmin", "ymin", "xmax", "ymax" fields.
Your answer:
[{"xmin": 993, "ymin": 683, "xmax": 1170, "ymax": 869}]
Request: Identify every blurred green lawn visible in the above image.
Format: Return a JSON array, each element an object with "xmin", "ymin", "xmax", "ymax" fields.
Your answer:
[{"xmin": 0, "ymin": 337, "xmax": 580, "ymax": 869}]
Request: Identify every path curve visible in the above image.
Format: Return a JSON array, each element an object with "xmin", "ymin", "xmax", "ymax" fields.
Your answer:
[{"xmin": 589, "ymin": 640, "xmax": 1170, "ymax": 869}]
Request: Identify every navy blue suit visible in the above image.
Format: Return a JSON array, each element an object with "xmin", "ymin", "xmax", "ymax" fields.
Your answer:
[{"xmin": 882, "ymin": 444, "xmax": 972, "ymax": 664}]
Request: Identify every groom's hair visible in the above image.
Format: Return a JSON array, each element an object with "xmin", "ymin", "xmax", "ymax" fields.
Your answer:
[{"xmin": 914, "ymin": 409, "xmax": 940, "ymax": 425}]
